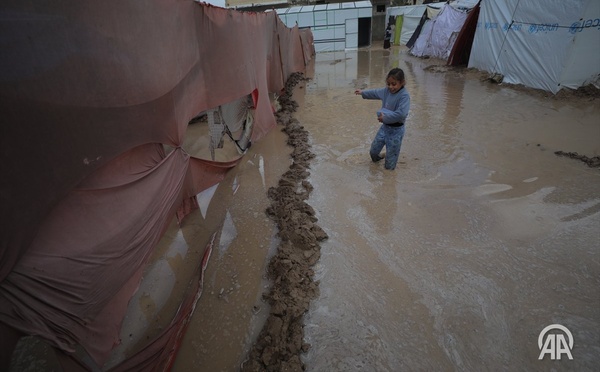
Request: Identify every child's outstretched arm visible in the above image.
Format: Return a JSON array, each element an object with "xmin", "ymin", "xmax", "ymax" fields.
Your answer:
[{"xmin": 356, "ymin": 88, "xmax": 386, "ymax": 100}]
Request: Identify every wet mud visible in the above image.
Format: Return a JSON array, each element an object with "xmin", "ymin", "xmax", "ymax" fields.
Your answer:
[
  {"xmin": 241, "ymin": 73, "xmax": 328, "ymax": 371},
  {"xmin": 554, "ymin": 151, "xmax": 600, "ymax": 168}
]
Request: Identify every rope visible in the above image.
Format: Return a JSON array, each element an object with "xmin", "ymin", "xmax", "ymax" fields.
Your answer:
[{"xmin": 491, "ymin": 0, "xmax": 521, "ymax": 74}]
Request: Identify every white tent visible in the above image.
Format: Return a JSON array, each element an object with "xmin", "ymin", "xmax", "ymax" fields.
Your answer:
[
  {"xmin": 387, "ymin": 1, "xmax": 477, "ymax": 46},
  {"xmin": 468, "ymin": 0, "xmax": 600, "ymax": 93},
  {"xmin": 276, "ymin": 1, "xmax": 372, "ymax": 52},
  {"xmin": 387, "ymin": 4, "xmax": 428, "ymax": 45},
  {"xmin": 410, "ymin": 3, "xmax": 470, "ymax": 59}
]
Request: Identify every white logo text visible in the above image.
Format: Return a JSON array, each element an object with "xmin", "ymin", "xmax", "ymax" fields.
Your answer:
[{"xmin": 538, "ymin": 324, "xmax": 574, "ymax": 360}]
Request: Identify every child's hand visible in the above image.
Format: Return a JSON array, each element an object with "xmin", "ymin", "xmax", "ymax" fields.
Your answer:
[
  {"xmin": 354, "ymin": 89, "xmax": 362, "ymax": 95},
  {"xmin": 377, "ymin": 112, "xmax": 384, "ymax": 122}
]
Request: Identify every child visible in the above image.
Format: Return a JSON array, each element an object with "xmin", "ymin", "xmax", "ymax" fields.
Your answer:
[{"xmin": 354, "ymin": 68, "xmax": 410, "ymax": 170}]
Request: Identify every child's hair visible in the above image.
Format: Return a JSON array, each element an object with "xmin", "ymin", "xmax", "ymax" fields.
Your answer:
[{"xmin": 387, "ymin": 68, "xmax": 405, "ymax": 82}]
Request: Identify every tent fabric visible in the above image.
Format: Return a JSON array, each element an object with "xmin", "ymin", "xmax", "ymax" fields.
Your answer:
[
  {"xmin": 399, "ymin": 10, "xmax": 424, "ymax": 45},
  {"xmin": 411, "ymin": 19, "xmax": 435, "ymax": 56},
  {"xmin": 394, "ymin": 15, "xmax": 403, "ymax": 45},
  {"xmin": 406, "ymin": 8, "xmax": 429, "ymax": 49},
  {"xmin": 410, "ymin": 4, "xmax": 469, "ymax": 59},
  {"xmin": 447, "ymin": 1, "xmax": 481, "ymax": 66},
  {"xmin": 389, "ymin": 4, "xmax": 428, "ymax": 45},
  {"xmin": 106, "ymin": 228, "xmax": 218, "ymax": 372},
  {"xmin": 0, "ymin": 0, "xmax": 314, "ymax": 370},
  {"xmin": 426, "ymin": 5, "xmax": 443, "ymax": 19},
  {"xmin": 389, "ymin": 1, "xmax": 478, "ymax": 48},
  {"xmin": 468, "ymin": 0, "xmax": 600, "ymax": 93}
]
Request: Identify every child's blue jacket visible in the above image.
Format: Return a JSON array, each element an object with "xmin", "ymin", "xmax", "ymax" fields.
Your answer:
[{"xmin": 360, "ymin": 86, "xmax": 410, "ymax": 125}]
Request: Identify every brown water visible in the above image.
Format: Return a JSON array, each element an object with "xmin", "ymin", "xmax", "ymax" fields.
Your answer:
[{"xmin": 172, "ymin": 47, "xmax": 600, "ymax": 371}]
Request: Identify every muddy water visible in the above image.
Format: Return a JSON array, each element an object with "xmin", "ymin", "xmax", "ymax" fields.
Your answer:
[
  {"xmin": 173, "ymin": 46, "xmax": 599, "ymax": 371},
  {"xmin": 298, "ymin": 48, "xmax": 600, "ymax": 371},
  {"xmin": 170, "ymin": 125, "xmax": 292, "ymax": 371}
]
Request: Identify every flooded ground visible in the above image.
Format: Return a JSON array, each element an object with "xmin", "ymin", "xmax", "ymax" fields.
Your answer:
[{"xmin": 172, "ymin": 46, "xmax": 600, "ymax": 371}]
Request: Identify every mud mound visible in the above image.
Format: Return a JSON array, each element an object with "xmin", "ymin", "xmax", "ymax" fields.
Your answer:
[
  {"xmin": 554, "ymin": 151, "xmax": 600, "ymax": 168},
  {"xmin": 424, "ymin": 64, "xmax": 600, "ymax": 101},
  {"xmin": 478, "ymin": 72, "xmax": 600, "ymax": 101},
  {"xmin": 506, "ymin": 83, "xmax": 600, "ymax": 101},
  {"xmin": 423, "ymin": 64, "xmax": 472, "ymax": 76},
  {"xmin": 554, "ymin": 84, "xmax": 600, "ymax": 99},
  {"xmin": 241, "ymin": 73, "xmax": 328, "ymax": 372}
]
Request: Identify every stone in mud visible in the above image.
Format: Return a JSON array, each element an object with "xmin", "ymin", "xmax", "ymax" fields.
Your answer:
[{"xmin": 311, "ymin": 225, "xmax": 328, "ymax": 241}]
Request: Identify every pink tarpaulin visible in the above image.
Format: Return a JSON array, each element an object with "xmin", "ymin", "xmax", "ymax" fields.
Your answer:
[{"xmin": 0, "ymin": 0, "xmax": 314, "ymax": 370}]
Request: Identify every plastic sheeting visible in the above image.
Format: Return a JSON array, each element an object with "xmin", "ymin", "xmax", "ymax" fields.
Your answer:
[
  {"xmin": 411, "ymin": 4, "xmax": 469, "ymax": 59},
  {"xmin": 448, "ymin": 1, "xmax": 480, "ymax": 66},
  {"xmin": 0, "ymin": 0, "xmax": 314, "ymax": 370},
  {"xmin": 389, "ymin": 4, "xmax": 428, "ymax": 45},
  {"xmin": 468, "ymin": 0, "xmax": 600, "ymax": 93}
]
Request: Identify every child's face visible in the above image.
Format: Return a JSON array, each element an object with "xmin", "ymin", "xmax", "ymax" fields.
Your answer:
[{"xmin": 386, "ymin": 77, "xmax": 404, "ymax": 94}]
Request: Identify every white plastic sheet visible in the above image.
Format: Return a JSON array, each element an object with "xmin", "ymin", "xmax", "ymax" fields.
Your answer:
[
  {"xmin": 468, "ymin": 0, "xmax": 600, "ymax": 93},
  {"xmin": 388, "ymin": 5, "xmax": 427, "ymax": 45},
  {"xmin": 411, "ymin": 4, "xmax": 469, "ymax": 59}
]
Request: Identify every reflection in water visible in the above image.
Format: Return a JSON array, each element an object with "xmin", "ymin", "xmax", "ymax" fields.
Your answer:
[
  {"xmin": 171, "ymin": 124, "xmax": 293, "ymax": 371},
  {"xmin": 218, "ymin": 211, "xmax": 238, "ymax": 258},
  {"xmin": 298, "ymin": 46, "xmax": 600, "ymax": 371},
  {"xmin": 198, "ymin": 183, "xmax": 218, "ymax": 218},
  {"xmin": 361, "ymin": 168, "xmax": 398, "ymax": 235},
  {"xmin": 258, "ymin": 155, "xmax": 266, "ymax": 189}
]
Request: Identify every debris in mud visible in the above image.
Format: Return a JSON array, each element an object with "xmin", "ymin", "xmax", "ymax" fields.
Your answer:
[
  {"xmin": 329, "ymin": 58, "xmax": 350, "ymax": 65},
  {"xmin": 423, "ymin": 64, "xmax": 471, "ymax": 75},
  {"xmin": 553, "ymin": 84, "xmax": 600, "ymax": 100},
  {"xmin": 487, "ymin": 73, "xmax": 504, "ymax": 84},
  {"xmin": 506, "ymin": 83, "xmax": 600, "ymax": 100},
  {"xmin": 241, "ymin": 72, "xmax": 328, "ymax": 372},
  {"xmin": 554, "ymin": 151, "xmax": 600, "ymax": 168}
]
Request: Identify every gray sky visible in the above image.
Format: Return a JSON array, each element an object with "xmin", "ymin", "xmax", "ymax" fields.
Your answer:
[{"xmin": 199, "ymin": 0, "xmax": 227, "ymax": 7}]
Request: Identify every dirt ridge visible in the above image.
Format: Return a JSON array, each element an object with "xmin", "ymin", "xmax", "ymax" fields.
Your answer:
[
  {"xmin": 241, "ymin": 73, "xmax": 328, "ymax": 372},
  {"xmin": 554, "ymin": 150, "xmax": 600, "ymax": 168}
]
